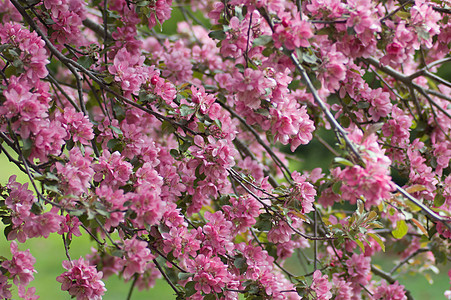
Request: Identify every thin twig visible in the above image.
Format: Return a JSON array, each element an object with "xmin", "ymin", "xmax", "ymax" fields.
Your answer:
[
  {"xmin": 395, "ymin": 184, "xmax": 451, "ymax": 229},
  {"xmin": 315, "ymin": 134, "xmax": 340, "ymax": 156},
  {"xmin": 62, "ymin": 233, "xmax": 73, "ymax": 262},
  {"xmin": 126, "ymin": 274, "xmax": 138, "ymax": 300},
  {"xmin": 244, "ymin": 12, "xmax": 253, "ymax": 68},
  {"xmin": 80, "ymin": 223, "xmax": 105, "ymax": 245},
  {"xmin": 380, "ymin": 0, "xmax": 413, "ymax": 22},
  {"xmin": 153, "ymin": 259, "xmax": 181, "ymax": 296},
  {"xmin": 390, "ymin": 248, "xmax": 429, "ymax": 275},
  {"xmin": 426, "ymin": 89, "xmax": 451, "ymax": 102}
]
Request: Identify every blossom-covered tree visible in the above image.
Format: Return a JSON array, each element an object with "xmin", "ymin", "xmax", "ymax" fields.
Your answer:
[{"xmin": 0, "ymin": 0, "xmax": 450, "ymax": 299}]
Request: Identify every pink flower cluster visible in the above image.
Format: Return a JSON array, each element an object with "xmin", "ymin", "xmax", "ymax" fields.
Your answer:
[
  {"xmin": 56, "ymin": 107, "xmax": 94, "ymax": 145},
  {"xmin": 373, "ymin": 280, "xmax": 407, "ymax": 300},
  {"xmin": 119, "ymin": 237, "xmax": 155, "ymax": 280},
  {"xmin": 187, "ymin": 135, "xmax": 238, "ymax": 213},
  {"xmin": 290, "ymin": 171, "xmax": 316, "ymax": 214},
  {"xmin": 333, "ymin": 128, "xmax": 395, "ymax": 208},
  {"xmin": 5, "ymin": 176, "xmax": 64, "ymax": 242},
  {"xmin": 43, "ymin": 0, "xmax": 87, "ymax": 47},
  {"xmin": 1, "ymin": 242, "xmax": 38, "ymax": 299},
  {"xmin": 146, "ymin": 0, "xmax": 172, "ymax": 29},
  {"xmin": 273, "ymin": 12, "xmax": 313, "ymax": 50},
  {"xmin": 0, "ymin": 23, "xmax": 49, "ymax": 83},
  {"xmin": 56, "ymin": 257, "xmax": 106, "ymax": 300},
  {"xmin": 0, "ymin": 0, "xmax": 450, "ymax": 299},
  {"xmin": 55, "ymin": 147, "xmax": 94, "ymax": 197},
  {"xmin": 187, "ymin": 254, "xmax": 230, "ymax": 295},
  {"xmin": 345, "ymin": 253, "xmax": 371, "ymax": 295},
  {"xmin": 311, "ymin": 270, "xmax": 332, "ymax": 300},
  {"xmin": 223, "ymin": 195, "xmax": 262, "ymax": 234}
]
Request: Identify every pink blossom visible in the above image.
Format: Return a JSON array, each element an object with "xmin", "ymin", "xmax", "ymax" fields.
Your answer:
[
  {"xmin": 56, "ymin": 147, "xmax": 94, "ymax": 197},
  {"xmin": 58, "ymin": 215, "xmax": 82, "ymax": 240},
  {"xmin": 332, "ymin": 274, "xmax": 353, "ymax": 300},
  {"xmin": 119, "ymin": 237, "xmax": 155, "ymax": 280},
  {"xmin": 2, "ymin": 242, "xmax": 37, "ymax": 287},
  {"xmin": 0, "ymin": 23, "xmax": 49, "ymax": 83},
  {"xmin": 56, "ymin": 107, "xmax": 94, "ymax": 145},
  {"xmin": 201, "ymin": 211, "xmax": 234, "ymax": 255},
  {"xmin": 93, "ymin": 150, "xmax": 133, "ymax": 187},
  {"xmin": 223, "ymin": 195, "xmax": 262, "ymax": 233},
  {"xmin": 373, "ymin": 280, "xmax": 407, "ymax": 300},
  {"xmin": 187, "ymin": 254, "xmax": 230, "ymax": 294},
  {"xmin": 290, "ymin": 171, "xmax": 316, "ymax": 214},
  {"xmin": 162, "ymin": 226, "xmax": 201, "ymax": 258},
  {"xmin": 273, "ymin": 12, "xmax": 313, "ymax": 50},
  {"xmin": 18, "ymin": 285, "xmax": 39, "ymax": 300},
  {"xmin": 311, "ymin": 270, "xmax": 332, "ymax": 300},
  {"xmin": 191, "ymin": 85, "xmax": 216, "ymax": 114},
  {"xmin": 346, "ymin": 253, "xmax": 371, "ymax": 286},
  {"xmin": 147, "ymin": 0, "xmax": 172, "ymax": 29},
  {"xmin": 56, "ymin": 257, "xmax": 106, "ymax": 300},
  {"xmin": 0, "ymin": 274, "xmax": 12, "ymax": 299}
]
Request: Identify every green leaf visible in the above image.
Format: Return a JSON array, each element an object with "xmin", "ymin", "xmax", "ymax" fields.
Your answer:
[
  {"xmin": 170, "ymin": 149, "xmax": 180, "ymax": 159},
  {"xmin": 235, "ymin": 6, "xmax": 246, "ymax": 20},
  {"xmin": 180, "ymin": 105, "xmax": 196, "ymax": 117},
  {"xmin": 22, "ymin": 138, "xmax": 33, "ymax": 159},
  {"xmin": 204, "ymin": 294, "xmax": 216, "ymax": 300},
  {"xmin": 334, "ymin": 157, "xmax": 354, "ymax": 167},
  {"xmin": 111, "ymin": 249, "xmax": 124, "ymax": 257},
  {"xmin": 340, "ymin": 115, "xmax": 351, "ymax": 128},
  {"xmin": 107, "ymin": 138, "xmax": 122, "ymax": 152},
  {"xmin": 4, "ymin": 225, "xmax": 13, "ymax": 239},
  {"xmin": 208, "ymin": 30, "xmax": 227, "ymax": 40},
  {"xmin": 77, "ymin": 56, "xmax": 94, "ymax": 69},
  {"xmin": 417, "ymin": 27, "xmax": 430, "ymax": 40},
  {"xmin": 178, "ymin": 272, "xmax": 193, "ymax": 281},
  {"xmin": 66, "ymin": 138, "xmax": 75, "ymax": 150},
  {"xmin": 303, "ymin": 52, "xmax": 318, "ymax": 65},
  {"xmin": 234, "ymin": 255, "xmax": 248, "ymax": 274},
  {"xmin": 235, "ymin": 64, "xmax": 245, "ymax": 72},
  {"xmin": 343, "ymin": 95, "xmax": 353, "ymax": 105},
  {"xmin": 45, "ymin": 172, "xmax": 59, "ymax": 181},
  {"xmin": 357, "ymin": 200, "xmax": 364, "ymax": 215},
  {"xmin": 368, "ymin": 233, "xmax": 385, "ymax": 252},
  {"xmin": 355, "ymin": 239, "xmax": 365, "ymax": 252},
  {"xmin": 69, "ymin": 209, "xmax": 85, "ymax": 217},
  {"xmin": 357, "ymin": 101, "xmax": 370, "ymax": 109},
  {"xmin": 433, "ymin": 193, "xmax": 445, "ymax": 207},
  {"xmin": 332, "ymin": 181, "xmax": 342, "ymax": 195},
  {"xmin": 262, "ymin": 47, "xmax": 274, "ymax": 57},
  {"xmin": 392, "ymin": 220, "xmax": 408, "ymax": 239},
  {"xmin": 253, "ymin": 35, "xmax": 272, "ymax": 46},
  {"xmin": 185, "ymin": 281, "xmax": 197, "ymax": 297},
  {"xmin": 136, "ymin": 0, "xmax": 150, "ymax": 6},
  {"xmin": 161, "ymin": 120, "xmax": 175, "ymax": 134},
  {"xmin": 255, "ymin": 213, "xmax": 272, "ymax": 231},
  {"xmin": 43, "ymin": 183, "xmax": 61, "ymax": 194},
  {"xmin": 110, "ymin": 125, "xmax": 123, "ymax": 135}
]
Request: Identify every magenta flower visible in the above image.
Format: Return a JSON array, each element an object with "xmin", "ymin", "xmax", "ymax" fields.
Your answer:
[
  {"xmin": 56, "ymin": 257, "xmax": 106, "ymax": 300},
  {"xmin": 2, "ymin": 242, "xmax": 37, "ymax": 288}
]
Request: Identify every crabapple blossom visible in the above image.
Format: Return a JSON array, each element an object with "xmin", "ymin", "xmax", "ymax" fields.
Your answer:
[
  {"xmin": 0, "ymin": 0, "xmax": 450, "ymax": 298},
  {"xmin": 56, "ymin": 257, "xmax": 106, "ymax": 299}
]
